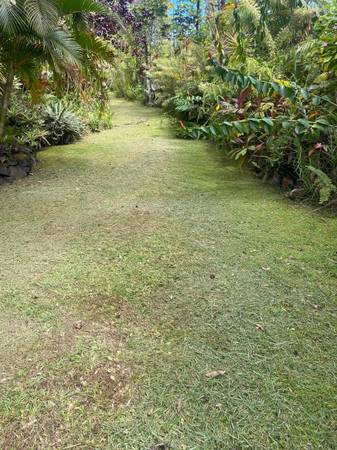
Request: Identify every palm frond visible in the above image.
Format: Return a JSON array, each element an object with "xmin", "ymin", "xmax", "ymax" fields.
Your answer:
[
  {"xmin": 24, "ymin": 0, "xmax": 58, "ymax": 35},
  {"xmin": 43, "ymin": 29, "xmax": 81, "ymax": 70},
  {"xmin": 75, "ymin": 31, "xmax": 114, "ymax": 62},
  {"xmin": 238, "ymin": 0, "xmax": 261, "ymax": 28},
  {"xmin": 57, "ymin": 0, "xmax": 107, "ymax": 16},
  {"xmin": 0, "ymin": 0, "xmax": 24, "ymax": 35}
]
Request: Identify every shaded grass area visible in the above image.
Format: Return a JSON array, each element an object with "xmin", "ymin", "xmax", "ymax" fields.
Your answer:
[{"xmin": 0, "ymin": 99, "xmax": 336, "ymax": 449}]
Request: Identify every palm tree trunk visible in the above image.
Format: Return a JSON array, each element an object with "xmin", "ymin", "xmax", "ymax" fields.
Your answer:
[{"xmin": 0, "ymin": 62, "xmax": 15, "ymax": 141}]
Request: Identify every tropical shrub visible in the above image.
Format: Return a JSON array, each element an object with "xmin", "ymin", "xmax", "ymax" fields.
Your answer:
[
  {"xmin": 149, "ymin": 42, "xmax": 209, "ymax": 105},
  {"xmin": 81, "ymin": 103, "xmax": 115, "ymax": 133},
  {"xmin": 112, "ymin": 52, "xmax": 146, "ymax": 101},
  {"xmin": 179, "ymin": 63, "xmax": 337, "ymax": 204},
  {"xmin": 42, "ymin": 100, "xmax": 84, "ymax": 146},
  {"xmin": 5, "ymin": 94, "xmax": 48, "ymax": 151},
  {"xmin": 3, "ymin": 92, "xmax": 111, "ymax": 150}
]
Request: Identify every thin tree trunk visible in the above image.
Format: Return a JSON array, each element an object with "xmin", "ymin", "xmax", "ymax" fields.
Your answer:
[
  {"xmin": 0, "ymin": 62, "xmax": 15, "ymax": 141},
  {"xmin": 196, "ymin": 0, "xmax": 201, "ymax": 36},
  {"xmin": 143, "ymin": 36, "xmax": 153, "ymax": 105}
]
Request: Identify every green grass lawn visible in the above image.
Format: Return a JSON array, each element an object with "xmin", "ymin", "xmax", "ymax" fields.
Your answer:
[{"xmin": 0, "ymin": 99, "xmax": 336, "ymax": 449}]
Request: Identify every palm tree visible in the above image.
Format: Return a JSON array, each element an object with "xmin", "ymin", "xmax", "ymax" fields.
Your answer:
[
  {"xmin": 210, "ymin": 0, "xmax": 317, "ymax": 65},
  {"xmin": 0, "ymin": 0, "xmax": 110, "ymax": 140}
]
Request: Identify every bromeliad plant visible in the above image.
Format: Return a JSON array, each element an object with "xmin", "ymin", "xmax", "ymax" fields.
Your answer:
[{"xmin": 42, "ymin": 99, "xmax": 84, "ymax": 145}]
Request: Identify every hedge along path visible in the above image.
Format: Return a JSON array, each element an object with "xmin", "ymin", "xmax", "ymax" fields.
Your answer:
[{"xmin": 0, "ymin": 99, "xmax": 336, "ymax": 449}]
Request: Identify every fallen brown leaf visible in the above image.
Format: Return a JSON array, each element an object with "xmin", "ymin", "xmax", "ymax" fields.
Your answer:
[
  {"xmin": 206, "ymin": 370, "xmax": 226, "ymax": 378},
  {"xmin": 73, "ymin": 320, "xmax": 83, "ymax": 330}
]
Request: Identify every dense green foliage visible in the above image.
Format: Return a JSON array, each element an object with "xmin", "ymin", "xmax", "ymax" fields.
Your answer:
[
  {"xmin": 0, "ymin": 0, "xmax": 114, "ymax": 156},
  {"xmin": 1, "ymin": 0, "xmax": 337, "ymax": 205},
  {"xmin": 6, "ymin": 91, "xmax": 114, "ymax": 150},
  {"xmin": 109, "ymin": 0, "xmax": 337, "ymax": 206}
]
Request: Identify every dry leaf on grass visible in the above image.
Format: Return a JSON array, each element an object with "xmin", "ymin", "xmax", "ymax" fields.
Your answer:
[
  {"xmin": 206, "ymin": 370, "xmax": 226, "ymax": 378},
  {"xmin": 73, "ymin": 320, "xmax": 83, "ymax": 330}
]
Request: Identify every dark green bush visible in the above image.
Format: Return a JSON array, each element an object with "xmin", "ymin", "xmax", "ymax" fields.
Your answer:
[
  {"xmin": 166, "ymin": 64, "xmax": 337, "ymax": 205},
  {"xmin": 6, "ymin": 95, "xmax": 49, "ymax": 151},
  {"xmin": 4, "ymin": 94, "xmax": 86, "ymax": 150}
]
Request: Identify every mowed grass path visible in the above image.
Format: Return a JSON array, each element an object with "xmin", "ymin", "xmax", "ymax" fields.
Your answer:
[{"xmin": 0, "ymin": 99, "xmax": 336, "ymax": 449}]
